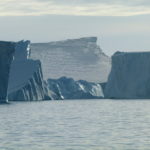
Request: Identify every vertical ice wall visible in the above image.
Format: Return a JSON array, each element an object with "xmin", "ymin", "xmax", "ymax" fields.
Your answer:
[
  {"xmin": 105, "ymin": 51, "xmax": 150, "ymax": 99},
  {"xmin": 8, "ymin": 41, "xmax": 51, "ymax": 101},
  {"xmin": 0, "ymin": 41, "xmax": 15, "ymax": 103}
]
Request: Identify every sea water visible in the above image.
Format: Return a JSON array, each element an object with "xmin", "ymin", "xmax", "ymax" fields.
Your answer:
[{"xmin": 0, "ymin": 100, "xmax": 150, "ymax": 150}]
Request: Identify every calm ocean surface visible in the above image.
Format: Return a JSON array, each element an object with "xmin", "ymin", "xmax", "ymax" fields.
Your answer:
[{"xmin": 0, "ymin": 100, "xmax": 150, "ymax": 150}]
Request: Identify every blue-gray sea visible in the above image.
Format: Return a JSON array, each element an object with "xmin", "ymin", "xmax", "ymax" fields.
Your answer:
[{"xmin": 0, "ymin": 100, "xmax": 150, "ymax": 150}]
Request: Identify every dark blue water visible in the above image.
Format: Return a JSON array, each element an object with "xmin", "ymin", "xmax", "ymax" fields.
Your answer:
[{"xmin": 0, "ymin": 100, "xmax": 150, "ymax": 150}]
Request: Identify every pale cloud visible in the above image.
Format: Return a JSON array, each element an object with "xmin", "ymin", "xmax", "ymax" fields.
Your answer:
[{"xmin": 0, "ymin": 0, "xmax": 150, "ymax": 16}]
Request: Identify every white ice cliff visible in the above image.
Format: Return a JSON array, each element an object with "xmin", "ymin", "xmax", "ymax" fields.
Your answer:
[
  {"xmin": 0, "ymin": 41, "xmax": 15, "ymax": 103},
  {"xmin": 8, "ymin": 41, "xmax": 51, "ymax": 101},
  {"xmin": 31, "ymin": 37, "xmax": 111, "ymax": 83},
  {"xmin": 47, "ymin": 77, "xmax": 104, "ymax": 100},
  {"xmin": 105, "ymin": 51, "xmax": 150, "ymax": 99}
]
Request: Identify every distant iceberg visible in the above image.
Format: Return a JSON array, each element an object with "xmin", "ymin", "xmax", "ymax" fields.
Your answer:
[
  {"xmin": 47, "ymin": 77, "xmax": 104, "ymax": 100},
  {"xmin": 31, "ymin": 37, "xmax": 111, "ymax": 83}
]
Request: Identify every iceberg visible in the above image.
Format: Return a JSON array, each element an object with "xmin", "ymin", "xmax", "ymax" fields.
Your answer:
[
  {"xmin": 0, "ymin": 41, "xmax": 15, "ymax": 103},
  {"xmin": 105, "ymin": 51, "xmax": 150, "ymax": 99},
  {"xmin": 8, "ymin": 41, "xmax": 51, "ymax": 101},
  {"xmin": 47, "ymin": 77, "xmax": 104, "ymax": 100},
  {"xmin": 31, "ymin": 37, "xmax": 111, "ymax": 83}
]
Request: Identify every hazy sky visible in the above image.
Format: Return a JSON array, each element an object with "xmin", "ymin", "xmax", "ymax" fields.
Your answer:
[{"xmin": 0, "ymin": 0, "xmax": 150, "ymax": 55}]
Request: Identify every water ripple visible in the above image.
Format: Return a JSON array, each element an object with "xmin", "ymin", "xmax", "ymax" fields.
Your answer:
[{"xmin": 0, "ymin": 100, "xmax": 150, "ymax": 150}]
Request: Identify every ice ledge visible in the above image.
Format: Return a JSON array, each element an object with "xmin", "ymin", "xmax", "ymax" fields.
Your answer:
[{"xmin": 32, "ymin": 37, "xmax": 97, "ymax": 46}]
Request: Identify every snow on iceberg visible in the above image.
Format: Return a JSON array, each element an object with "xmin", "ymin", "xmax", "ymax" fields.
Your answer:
[{"xmin": 47, "ymin": 76, "xmax": 104, "ymax": 100}]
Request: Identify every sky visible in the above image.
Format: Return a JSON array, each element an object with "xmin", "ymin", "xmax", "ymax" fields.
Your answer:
[{"xmin": 0, "ymin": 0, "xmax": 150, "ymax": 55}]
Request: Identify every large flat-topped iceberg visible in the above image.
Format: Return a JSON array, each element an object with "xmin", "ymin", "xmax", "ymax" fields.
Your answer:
[
  {"xmin": 105, "ymin": 51, "xmax": 150, "ymax": 99},
  {"xmin": 31, "ymin": 37, "xmax": 111, "ymax": 83},
  {"xmin": 8, "ymin": 41, "xmax": 51, "ymax": 101},
  {"xmin": 0, "ymin": 41, "xmax": 15, "ymax": 103}
]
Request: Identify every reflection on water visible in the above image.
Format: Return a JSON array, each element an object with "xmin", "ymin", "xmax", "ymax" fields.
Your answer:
[{"xmin": 0, "ymin": 100, "xmax": 150, "ymax": 150}]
